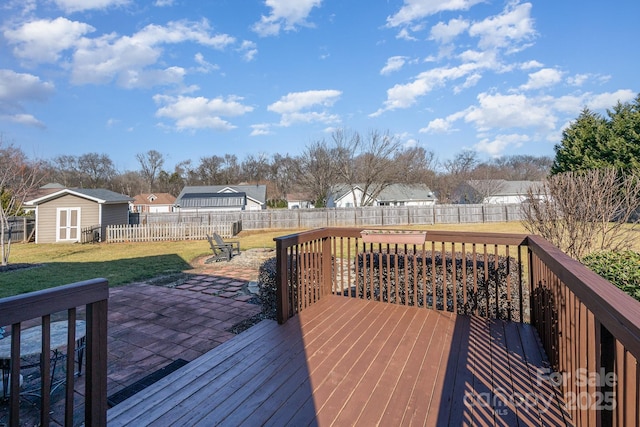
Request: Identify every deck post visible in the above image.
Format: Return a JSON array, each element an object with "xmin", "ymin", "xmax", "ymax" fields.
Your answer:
[
  {"xmin": 276, "ymin": 238, "xmax": 289, "ymax": 324},
  {"xmin": 85, "ymin": 298, "xmax": 108, "ymax": 426},
  {"xmin": 322, "ymin": 236, "xmax": 332, "ymax": 297}
]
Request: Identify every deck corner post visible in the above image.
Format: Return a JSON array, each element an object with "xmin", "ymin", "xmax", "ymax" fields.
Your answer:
[
  {"xmin": 85, "ymin": 296, "xmax": 108, "ymax": 427},
  {"xmin": 275, "ymin": 238, "xmax": 289, "ymax": 324}
]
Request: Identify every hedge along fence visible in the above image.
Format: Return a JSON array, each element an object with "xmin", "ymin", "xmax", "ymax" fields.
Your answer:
[
  {"xmin": 139, "ymin": 203, "xmax": 525, "ymax": 231},
  {"xmin": 353, "ymin": 250, "xmax": 524, "ymax": 321}
]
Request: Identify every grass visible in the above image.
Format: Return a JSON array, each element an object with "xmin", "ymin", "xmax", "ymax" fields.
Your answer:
[{"xmin": 0, "ymin": 228, "xmax": 306, "ymax": 298}]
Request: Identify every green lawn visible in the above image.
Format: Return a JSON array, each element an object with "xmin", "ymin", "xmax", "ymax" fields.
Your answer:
[
  {"xmin": 0, "ymin": 222, "xmax": 578, "ymax": 298},
  {"xmin": 0, "ymin": 228, "xmax": 304, "ymax": 298}
]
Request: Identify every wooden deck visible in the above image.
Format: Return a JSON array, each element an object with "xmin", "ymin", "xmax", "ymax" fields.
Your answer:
[{"xmin": 107, "ymin": 295, "xmax": 570, "ymax": 426}]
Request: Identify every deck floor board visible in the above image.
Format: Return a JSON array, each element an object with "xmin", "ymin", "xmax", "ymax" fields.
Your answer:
[{"xmin": 107, "ymin": 295, "xmax": 570, "ymax": 426}]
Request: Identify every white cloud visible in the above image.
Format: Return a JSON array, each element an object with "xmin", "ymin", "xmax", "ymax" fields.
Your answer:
[
  {"xmin": 429, "ymin": 18, "xmax": 469, "ymax": 44},
  {"xmin": 238, "ymin": 40, "xmax": 258, "ymax": 62},
  {"xmin": 474, "ymin": 133, "xmax": 530, "ymax": 157},
  {"xmin": 520, "ymin": 60, "xmax": 543, "ymax": 70},
  {"xmin": 520, "ymin": 68, "xmax": 563, "ymax": 90},
  {"xmin": 454, "ymin": 72, "xmax": 481, "ymax": 93},
  {"xmin": 193, "ymin": 53, "xmax": 219, "ymax": 73},
  {"xmin": 468, "ymin": 2, "xmax": 536, "ymax": 51},
  {"xmin": 53, "ymin": 0, "xmax": 130, "ymax": 13},
  {"xmin": 587, "ymin": 89, "xmax": 635, "ymax": 110},
  {"xmin": 396, "ymin": 28, "xmax": 418, "ymax": 41},
  {"xmin": 252, "ymin": 0, "xmax": 323, "ymax": 37},
  {"xmin": 2, "ymin": 113, "xmax": 45, "ymax": 128},
  {"xmin": 268, "ymin": 89, "xmax": 341, "ymax": 126},
  {"xmin": 0, "ymin": 69, "xmax": 54, "ymax": 127},
  {"xmin": 268, "ymin": 89, "xmax": 340, "ymax": 114},
  {"xmin": 387, "ymin": 0, "xmax": 484, "ymax": 28},
  {"xmin": 153, "ymin": 94, "xmax": 253, "ymax": 131},
  {"xmin": 380, "ymin": 56, "xmax": 408, "ymax": 75},
  {"xmin": 371, "ymin": 63, "xmax": 481, "ymax": 116},
  {"xmin": 250, "ymin": 123, "xmax": 272, "ymax": 136},
  {"xmin": 421, "ymin": 118, "xmax": 454, "ymax": 133},
  {"xmin": 566, "ymin": 73, "xmax": 590, "ymax": 86},
  {"xmin": 154, "ymin": 0, "xmax": 174, "ymax": 6},
  {"xmin": 4, "ymin": 17, "xmax": 95, "ymax": 63},
  {"xmin": 464, "ymin": 92, "xmax": 557, "ymax": 131},
  {"xmin": 71, "ymin": 20, "xmax": 235, "ymax": 87}
]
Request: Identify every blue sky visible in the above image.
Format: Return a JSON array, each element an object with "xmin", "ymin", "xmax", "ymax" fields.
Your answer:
[{"xmin": 1, "ymin": 0, "xmax": 638, "ymax": 171}]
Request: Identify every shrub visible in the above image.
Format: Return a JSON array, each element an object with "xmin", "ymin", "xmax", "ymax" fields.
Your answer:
[
  {"xmin": 258, "ymin": 257, "xmax": 278, "ymax": 320},
  {"xmin": 581, "ymin": 251, "xmax": 640, "ymax": 301},
  {"xmin": 258, "ymin": 251, "xmax": 527, "ymax": 322}
]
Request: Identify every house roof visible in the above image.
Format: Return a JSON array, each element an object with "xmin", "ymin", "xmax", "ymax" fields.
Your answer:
[
  {"xmin": 286, "ymin": 192, "xmax": 314, "ymax": 202},
  {"xmin": 329, "ymin": 184, "xmax": 436, "ymax": 203},
  {"xmin": 467, "ymin": 180, "xmax": 542, "ymax": 197},
  {"xmin": 132, "ymin": 193, "xmax": 176, "ymax": 205},
  {"xmin": 175, "ymin": 185, "xmax": 267, "ymax": 208},
  {"xmin": 25, "ymin": 188, "xmax": 133, "ymax": 205},
  {"xmin": 377, "ymin": 184, "xmax": 436, "ymax": 202}
]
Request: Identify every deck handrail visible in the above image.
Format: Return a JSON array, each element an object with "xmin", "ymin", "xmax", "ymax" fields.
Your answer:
[
  {"xmin": 527, "ymin": 235, "xmax": 640, "ymax": 426},
  {"xmin": 275, "ymin": 227, "xmax": 640, "ymax": 426},
  {"xmin": 274, "ymin": 227, "xmax": 529, "ymax": 324},
  {"xmin": 0, "ymin": 278, "xmax": 109, "ymax": 427}
]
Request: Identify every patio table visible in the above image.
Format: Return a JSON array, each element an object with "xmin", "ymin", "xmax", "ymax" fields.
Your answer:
[{"xmin": 0, "ymin": 320, "xmax": 86, "ymax": 398}]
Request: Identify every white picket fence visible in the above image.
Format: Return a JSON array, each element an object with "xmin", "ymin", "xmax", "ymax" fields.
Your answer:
[{"xmin": 105, "ymin": 223, "xmax": 234, "ymax": 243}]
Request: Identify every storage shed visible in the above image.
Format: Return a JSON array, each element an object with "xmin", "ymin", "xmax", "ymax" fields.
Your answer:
[{"xmin": 24, "ymin": 188, "xmax": 133, "ymax": 243}]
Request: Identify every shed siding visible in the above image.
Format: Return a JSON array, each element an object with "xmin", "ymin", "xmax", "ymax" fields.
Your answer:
[
  {"xmin": 36, "ymin": 194, "xmax": 99, "ymax": 243},
  {"xmin": 100, "ymin": 204, "xmax": 130, "ymax": 241}
]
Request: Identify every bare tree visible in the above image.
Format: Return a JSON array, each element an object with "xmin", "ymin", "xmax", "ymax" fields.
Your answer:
[
  {"xmin": 294, "ymin": 140, "xmax": 339, "ymax": 207},
  {"xmin": 78, "ymin": 153, "xmax": 116, "ymax": 187},
  {"xmin": 333, "ymin": 129, "xmax": 404, "ymax": 206},
  {"xmin": 220, "ymin": 154, "xmax": 241, "ymax": 185},
  {"xmin": 241, "ymin": 153, "xmax": 270, "ymax": 185},
  {"xmin": 136, "ymin": 150, "xmax": 165, "ymax": 192},
  {"xmin": 522, "ymin": 168, "xmax": 640, "ymax": 259},
  {"xmin": 434, "ymin": 150, "xmax": 480, "ymax": 203},
  {"xmin": 0, "ymin": 140, "xmax": 43, "ymax": 265},
  {"xmin": 49, "ymin": 155, "xmax": 81, "ymax": 187},
  {"xmin": 269, "ymin": 153, "xmax": 296, "ymax": 204},
  {"xmin": 197, "ymin": 155, "xmax": 224, "ymax": 185}
]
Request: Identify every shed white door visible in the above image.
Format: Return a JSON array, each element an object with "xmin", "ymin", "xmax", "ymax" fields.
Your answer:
[{"xmin": 57, "ymin": 208, "xmax": 80, "ymax": 242}]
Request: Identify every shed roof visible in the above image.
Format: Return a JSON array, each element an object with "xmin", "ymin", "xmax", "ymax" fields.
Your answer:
[{"xmin": 25, "ymin": 188, "xmax": 133, "ymax": 205}]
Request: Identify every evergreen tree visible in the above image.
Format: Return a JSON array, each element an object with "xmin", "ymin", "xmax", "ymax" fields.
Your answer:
[{"xmin": 551, "ymin": 94, "xmax": 640, "ymax": 174}]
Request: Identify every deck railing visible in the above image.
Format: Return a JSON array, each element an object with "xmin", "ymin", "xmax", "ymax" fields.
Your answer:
[
  {"xmin": 528, "ymin": 235, "xmax": 640, "ymax": 426},
  {"xmin": 275, "ymin": 227, "xmax": 640, "ymax": 427},
  {"xmin": 0, "ymin": 278, "xmax": 109, "ymax": 427}
]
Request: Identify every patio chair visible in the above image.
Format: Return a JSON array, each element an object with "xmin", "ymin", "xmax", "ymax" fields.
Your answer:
[
  {"xmin": 212, "ymin": 232, "xmax": 240, "ymax": 256},
  {"xmin": 205, "ymin": 234, "xmax": 237, "ymax": 263}
]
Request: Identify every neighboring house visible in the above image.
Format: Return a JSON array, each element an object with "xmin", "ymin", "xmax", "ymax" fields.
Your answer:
[
  {"xmin": 327, "ymin": 184, "xmax": 437, "ymax": 208},
  {"xmin": 326, "ymin": 184, "xmax": 370, "ymax": 208},
  {"xmin": 454, "ymin": 180, "xmax": 543, "ymax": 204},
  {"xmin": 286, "ymin": 192, "xmax": 315, "ymax": 209},
  {"xmin": 174, "ymin": 185, "xmax": 267, "ymax": 212},
  {"xmin": 131, "ymin": 193, "xmax": 176, "ymax": 213},
  {"xmin": 24, "ymin": 188, "xmax": 133, "ymax": 243},
  {"xmin": 377, "ymin": 184, "xmax": 437, "ymax": 206}
]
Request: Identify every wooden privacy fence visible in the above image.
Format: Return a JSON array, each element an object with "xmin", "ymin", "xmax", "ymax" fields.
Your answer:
[
  {"xmin": 4, "ymin": 217, "xmax": 35, "ymax": 242},
  {"xmin": 139, "ymin": 203, "xmax": 525, "ymax": 231},
  {"xmin": 105, "ymin": 223, "xmax": 236, "ymax": 243}
]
